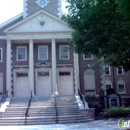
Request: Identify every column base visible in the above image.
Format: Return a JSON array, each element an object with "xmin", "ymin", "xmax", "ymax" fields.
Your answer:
[{"xmin": 51, "ymin": 92, "xmax": 59, "ymax": 98}]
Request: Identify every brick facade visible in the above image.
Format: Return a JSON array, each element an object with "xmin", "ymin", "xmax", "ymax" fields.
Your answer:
[
  {"xmin": 0, "ymin": 1, "xmax": 130, "ymax": 107},
  {"xmin": 26, "ymin": 0, "xmax": 59, "ymax": 17}
]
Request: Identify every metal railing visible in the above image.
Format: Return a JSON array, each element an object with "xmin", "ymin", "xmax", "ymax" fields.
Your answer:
[
  {"xmin": 54, "ymin": 97, "xmax": 58, "ymax": 124},
  {"xmin": 78, "ymin": 89, "xmax": 86, "ymax": 108},
  {"xmin": 25, "ymin": 90, "xmax": 32, "ymax": 125}
]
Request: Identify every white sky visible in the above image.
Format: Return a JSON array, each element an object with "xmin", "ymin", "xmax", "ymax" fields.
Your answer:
[{"xmin": 0, "ymin": 0, "xmax": 68, "ymax": 24}]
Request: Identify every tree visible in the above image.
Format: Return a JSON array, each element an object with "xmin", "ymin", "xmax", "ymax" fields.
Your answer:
[
  {"xmin": 62, "ymin": 0, "xmax": 130, "ymax": 71},
  {"xmin": 117, "ymin": 0, "xmax": 130, "ymax": 20}
]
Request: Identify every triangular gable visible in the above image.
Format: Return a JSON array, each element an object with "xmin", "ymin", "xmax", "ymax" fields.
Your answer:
[{"xmin": 4, "ymin": 10, "xmax": 72, "ymax": 33}]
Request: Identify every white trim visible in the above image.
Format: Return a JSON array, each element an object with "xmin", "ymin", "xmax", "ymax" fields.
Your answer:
[
  {"xmin": 13, "ymin": 68, "xmax": 29, "ymax": 97},
  {"xmin": 23, "ymin": 0, "xmax": 28, "ymax": 19},
  {"xmin": 59, "ymin": 45, "xmax": 70, "ymax": 60},
  {"xmin": 16, "ymin": 46, "xmax": 27, "ymax": 61},
  {"xmin": 117, "ymin": 80, "xmax": 126, "ymax": 94},
  {"xmin": 104, "ymin": 66, "xmax": 111, "ymax": 75},
  {"xmin": 0, "ymin": 48, "xmax": 3, "ymax": 62},
  {"xmin": 57, "ymin": 67, "xmax": 74, "ymax": 96},
  {"xmin": 83, "ymin": 53, "xmax": 93, "ymax": 60},
  {"xmin": 0, "ymin": 13, "xmax": 23, "ymax": 29},
  {"xmin": 38, "ymin": 46, "xmax": 48, "ymax": 60},
  {"xmin": 35, "ymin": 68, "xmax": 52, "ymax": 97},
  {"xmin": 117, "ymin": 67, "xmax": 124, "ymax": 75},
  {"xmin": 4, "ymin": 10, "xmax": 72, "ymax": 33},
  {"xmin": 0, "ymin": 36, "xmax": 6, "ymax": 40},
  {"xmin": 57, "ymin": 0, "xmax": 62, "ymax": 18}
]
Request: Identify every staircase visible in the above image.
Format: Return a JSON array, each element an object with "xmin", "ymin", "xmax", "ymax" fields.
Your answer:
[
  {"xmin": 56, "ymin": 96, "xmax": 93, "ymax": 124},
  {"xmin": 0, "ymin": 98, "xmax": 29, "ymax": 126},
  {"xmin": 25, "ymin": 97, "xmax": 56, "ymax": 125},
  {"xmin": 0, "ymin": 96, "xmax": 93, "ymax": 126}
]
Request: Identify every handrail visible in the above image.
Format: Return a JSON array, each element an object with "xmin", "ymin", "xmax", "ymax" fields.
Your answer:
[
  {"xmin": 25, "ymin": 90, "xmax": 32, "ymax": 125},
  {"xmin": 55, "ymin": 97, "xmax": 58, "ymax": 124},
  {"xmin": 78, "ymin": 89, "xmax": 85, "ymax": 108}
]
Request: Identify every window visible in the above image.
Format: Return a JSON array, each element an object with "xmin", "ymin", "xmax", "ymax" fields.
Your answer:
[
  {"xmin": 104, "ymin": 66, "xmax": 111, "ymax": 75},
  {"xmin": 17, "ymin": 46, "xmax": 27, "ymax": 61},
  {"xmin": 118, "ymin": 84, "xmax": 125, "ymax": 94},
  {"xmin": 117, "ymin": 80, "xmax": 126, "ymax": 94},
  {"xmin": 0, "ymin": 48, "xmax": 3, "ymax": 62},
  {"xmin": 106, "ymin": 84, "xmax": 111, "ymax": 89},
  {"xmin": 83, "ymin": 53, "xmax": 93, "ymax": 60},
  {"xmin": 38, "ymin": 46, "xmax": 48, "ymax": 60},
  {"xmin": 59, "ymin": 45, "xmax": 69, "ymax": 60},
  {"xmin": 117, "ymin": 67, "xmax": 124, "ymax": 75}
]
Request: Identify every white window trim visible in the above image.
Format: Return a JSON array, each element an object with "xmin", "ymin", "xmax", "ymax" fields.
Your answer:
[
  {"xmin": 0, "ymin": 48, "xmax": 3, "ymax": 62},
  {"xmin": 38, "ymin": 46, "xmax": 48, "ymax": 60},
  {"xmin": 17, "ymin": 46, "xmax": 27, "ymax": 61},
  {"xmin": 117, "ymin": 67, "xmax": 124, "ymax": 75},
  {"xmin": 83, "ymin": 53, "xmax": 93, "ymax": 60},
  {"xmin": 104, "ymin": 66, "xmax": 111, "ymax": 75},
  {"xmin": 59, "ymin": 45, "xmax": 70, "ymax": 60},
  {"xmin": 117, "ymin": 83, "xmax": 126, "ymax": 94}
]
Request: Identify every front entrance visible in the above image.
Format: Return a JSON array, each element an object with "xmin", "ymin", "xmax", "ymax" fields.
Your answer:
[
  {"xmin": 0, "ymin": 72, "xmax": 3, "ymax": 93},
  {"xmin": 58, "ymin": 70, "xmax": 74, "ymax": 96},
  {"xmin": 16, "ymin": 73, "xmax": 30, "ymax": 97},
  {"xmin": 36, "ymin": 70, "xmax": 52, "ymax": 97}
]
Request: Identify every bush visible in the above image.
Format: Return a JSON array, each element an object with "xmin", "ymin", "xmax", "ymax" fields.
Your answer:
[
  {"xmin": 105, "ymin": 107, "xmax": 130, "ymax": 117},
  {"xmin": 85, "ymin": 95, "xmax": 102, "ymax": 114}
]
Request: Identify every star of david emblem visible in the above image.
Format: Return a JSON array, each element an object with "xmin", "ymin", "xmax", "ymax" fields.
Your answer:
[{"xmin": 36, "ymin": 0, "xmax": 49, "ymax": 8}]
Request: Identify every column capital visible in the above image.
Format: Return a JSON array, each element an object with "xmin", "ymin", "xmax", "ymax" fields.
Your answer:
[{"xmin": 29, "ymin": 39, "xmax": 33, "ymax": 43}]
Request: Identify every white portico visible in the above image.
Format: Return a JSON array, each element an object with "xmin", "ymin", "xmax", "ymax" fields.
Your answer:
[{"xmin": 5, "ymin": 10, "xmax": 80, "ymax": 97}]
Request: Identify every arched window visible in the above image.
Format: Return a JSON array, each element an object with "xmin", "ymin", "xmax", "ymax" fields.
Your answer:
[
  {"xmin": 117, "ymin": 80, "xmax": 126, "ymax": 94},
  {"xmin": 84, "ymin": 69, "xmax": 95, "ymax": 95},
  {"xmin": 105, "ymin": 80, "xmax": 112, "ymax": 89}
]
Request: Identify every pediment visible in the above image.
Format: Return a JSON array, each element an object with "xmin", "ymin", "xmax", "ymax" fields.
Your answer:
[{"xmin": 4, "ymin": 10, "xmax": 72, "ymax": 33}]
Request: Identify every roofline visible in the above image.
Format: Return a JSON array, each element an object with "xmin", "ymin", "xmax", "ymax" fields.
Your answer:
[
  {"xmin": 0, "ymin": 13, "xmax": 23, "ymax": 29},
  {"xmin": 0, "ymin": 36, "xmax": 6, "ymax": 40},
  {"xmin": 4, "ymin": 10, "xmax": 69, "ymax": 33}
]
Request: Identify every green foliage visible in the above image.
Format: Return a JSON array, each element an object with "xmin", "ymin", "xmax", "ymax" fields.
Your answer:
[
  {"xmin": 62, "ymin": 0, "xmax": 130, "ymax": 71},
  {"xmin": 105, "ymin": 107, "xmax": 130, "ymax": 117},
  {"xmin": 85, "ymin": 95, "xmax": 102, "ymax": 114}
]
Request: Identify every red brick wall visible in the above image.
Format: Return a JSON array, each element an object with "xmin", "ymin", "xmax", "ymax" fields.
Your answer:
[
  {"xmin": 27, "ymin": 0, "xmax": 59, "ymax": 17},
  {"xmin": 78, "ymin": 54, "xmax": 102, "ymax": 95}
]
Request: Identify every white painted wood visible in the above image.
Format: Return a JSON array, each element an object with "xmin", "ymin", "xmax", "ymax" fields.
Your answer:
[
  {"xmin": 51, "ymin": 39, "xmax": 58, "ymax": 96},
  {"xmin": 58, "ymin": 71, "xmax": 73, "ymax": 96},
  {"xmin": 74, "ymin": 53, "xmax": 80, "ymax": 95},
  {"xmin": 84, "ymin": 69, "xmax": 95, "ymax": 90},
  {"xmin": 6, "ymin": 40, "xmax": 11, "ymax": 96},
  {"xmin": 16, "ymin": 74, "xmax": 29, "ymax": 97},
  {"xmin": 29, "ymin": 39, "xmax": 34, "ymax": 95},
  {"xmin": 36, "ymin": 71, "xmax": 52, "ymax": 97}
]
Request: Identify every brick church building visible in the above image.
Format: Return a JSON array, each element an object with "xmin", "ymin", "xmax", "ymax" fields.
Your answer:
[{"xmin": 0, "ymin": 0, "xmax": 130, "ymax": 106}]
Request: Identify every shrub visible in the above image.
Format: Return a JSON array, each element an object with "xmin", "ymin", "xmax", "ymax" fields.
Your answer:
[
  {"xmin": 105, "ymin": 107, "xmax": 130, "ymax": 117},
  {"xmin": 85, "ymin": 95, "xmax": 102, "ymax": 114}
]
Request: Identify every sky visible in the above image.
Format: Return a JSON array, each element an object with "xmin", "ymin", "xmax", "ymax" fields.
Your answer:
[{"xmin": 0, "ymin": 0, "xmax": 68, "ymax": 24}]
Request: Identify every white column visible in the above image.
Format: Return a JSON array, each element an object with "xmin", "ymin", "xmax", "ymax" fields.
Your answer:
[
  {"xmin": 6, "ymin": 40, "xmax": 12, "ymax": 97},
  {"xmin": 51, "ymin": 39, "xmax": 58, "ymax": 97},
  {"xmin": 29, "ymin": 39, "xmax": 34, "ymax": 96},
  {"xmin": 74, "ymin": 53, "xmax": 80, "ymax": 95}
]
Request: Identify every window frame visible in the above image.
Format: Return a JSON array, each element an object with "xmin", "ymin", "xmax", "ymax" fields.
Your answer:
[
  {"xmin": 104, "ymin": 66, "xmax": 111, "ymax": 75},
  {"xmin": 59, "ymin": 45, "xmax": 70, "ymax": 60},
  {"xmin": 83, "ymin": 53, "xmax": 93, "ymax": 60},
  {"xmin": 0, "ymin": 48, "xmax": 3, "ymax": 62},
  {"xmin": 17, "ymin": 46, "xmax": 27, "ymax": 61},
  {"xmin": 38, "ymin": 46, "xmax": 48, "ymax": 60},
  {"xmin": 117, "ymin": 67, "xmax": 124, "ymax": 75},
  {"xmin": 117, "ymin": 83, "xmax": 126, "ymax": 94}
]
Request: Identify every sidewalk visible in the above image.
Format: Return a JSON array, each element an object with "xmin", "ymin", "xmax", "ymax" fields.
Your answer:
[{"xmin": 0, "ymin": 118, "xmax": 123, "ymax": 130}]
